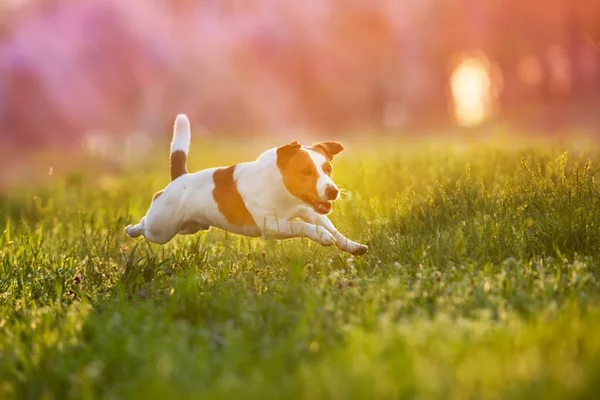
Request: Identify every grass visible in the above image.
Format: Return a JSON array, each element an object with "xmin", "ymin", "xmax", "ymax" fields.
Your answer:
[{"xmin": 1, "ymin": 136, "xmax": 600, "ymax": 399}]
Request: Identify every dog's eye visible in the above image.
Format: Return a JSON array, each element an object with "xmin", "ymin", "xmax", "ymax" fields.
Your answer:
[
  {"xmin": 301, "ymin": 168, "xmax": 312, "ymax": 176},
  {"xmin": 324, "ymin": 165, "xmax": 332, "ymax": 174}
]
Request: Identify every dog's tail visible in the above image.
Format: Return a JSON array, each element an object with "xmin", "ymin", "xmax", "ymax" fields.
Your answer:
[{"xmin": 170, "ymin": 114, "xmax": 190, "ymax": 181}]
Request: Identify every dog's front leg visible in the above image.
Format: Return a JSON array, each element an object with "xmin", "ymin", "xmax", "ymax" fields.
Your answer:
[
  {"xmin": 299, "ymin": 210, "xmax": 368, "ymax": 256},
  {"xmin": 262, "ymin": 220, "xmax": 336, "ymax": 247}
]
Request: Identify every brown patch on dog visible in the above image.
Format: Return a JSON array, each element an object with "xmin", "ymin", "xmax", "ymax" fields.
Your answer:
[
  {"xmin": 152, "ymin": 190, "xmax": 164, "ymax": 202},
  {"xmin": 212, "ymin": 165, "xmax": 257, "ymax": 227},
  {"xmin": 276, "ymin": 141, "xmax": 321, "ymax": 203},
  {"xmin": 170, "ymin": 150, "xmax": 188, "ymax": 181},
  {"xmin": 311, "ymin": 141, "xmax": 344, "ymax": 160}
]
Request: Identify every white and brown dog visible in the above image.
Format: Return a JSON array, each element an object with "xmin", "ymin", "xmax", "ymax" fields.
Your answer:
[{"xmin": 125, "ymin": 114, "xmax": 368, "ymax": 255}]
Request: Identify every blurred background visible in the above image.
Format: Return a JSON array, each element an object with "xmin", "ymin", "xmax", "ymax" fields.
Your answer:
[{"xmin": 1, "ymin": 0, "xmax": 600, "ymax": 185}]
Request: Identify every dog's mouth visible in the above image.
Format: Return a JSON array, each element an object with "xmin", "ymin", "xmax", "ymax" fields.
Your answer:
[{"xmin": 302, "ymin": 195, "xmax": 332, "ymax": 214}]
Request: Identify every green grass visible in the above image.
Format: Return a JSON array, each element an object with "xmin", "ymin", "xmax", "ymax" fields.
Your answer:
[{"xmin": 1, "ymin": 137, "xmax": 600, "ymax": 399}]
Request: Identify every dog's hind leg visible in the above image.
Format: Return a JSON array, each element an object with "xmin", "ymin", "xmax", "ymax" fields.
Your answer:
[
  {"xmin": 125, "ymin": 215, "xmax": 178, "ymax": 244},
  {"xmin": 125, "ymin": 217, "xmax": 146, "ymax": 238},
  {"xmin": 142, "ymin": 229, "xmax": 177, "ymax": 245},
  {"xmin": 139, "ymin": 211, "xmax": 180, "ymax": 244}
]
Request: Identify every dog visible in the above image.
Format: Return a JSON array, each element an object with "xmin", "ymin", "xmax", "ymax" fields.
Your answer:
[{"xmin": 125, "ymin": 114, "xmax": 368, "ymax": 256}]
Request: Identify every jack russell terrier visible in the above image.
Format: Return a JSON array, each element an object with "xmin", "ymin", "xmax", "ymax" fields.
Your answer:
[{"xmin": 125, "ymin": 114, "xmax": 368, "ymax": 256}]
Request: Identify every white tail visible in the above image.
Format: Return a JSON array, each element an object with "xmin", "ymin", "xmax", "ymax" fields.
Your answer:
[
  {"xmin": 171, "ymin": 114, "xmax": 191, "ymax": 154},
  {"xmin": 170, "ymin": 114, "xmax": 191, "ymax": 181}
]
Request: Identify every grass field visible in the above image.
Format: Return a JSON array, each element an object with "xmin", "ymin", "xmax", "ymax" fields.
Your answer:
[{"xmin": 1, "ymin": 136, "xmax": 600, "ymax": 399}]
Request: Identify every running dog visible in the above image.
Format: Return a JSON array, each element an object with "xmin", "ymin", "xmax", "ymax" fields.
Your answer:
[{"xmin": 125, "ymin": 114, "xmax": 368, "ymax": 255}]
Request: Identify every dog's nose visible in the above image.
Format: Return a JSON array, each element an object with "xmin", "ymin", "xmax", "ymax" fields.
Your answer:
[{"xmin": 325, "ymin": 185, "xmax": 339, "ymax": 200}]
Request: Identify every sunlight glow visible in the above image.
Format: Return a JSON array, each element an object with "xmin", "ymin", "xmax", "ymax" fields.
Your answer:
[{"xmin": 450, "ymin": 55, "xmax": 493, "ymax": 127}]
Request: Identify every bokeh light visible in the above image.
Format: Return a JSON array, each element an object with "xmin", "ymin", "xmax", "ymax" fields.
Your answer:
[{"xmin": 450, "ymin": 55, "xmax": 494, "ymax": 127}]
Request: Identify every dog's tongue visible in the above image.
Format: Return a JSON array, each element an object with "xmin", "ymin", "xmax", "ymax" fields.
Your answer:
[
  {"xmin": 302, "ymin": 195, "xmax": 332, "ymax": 214},
  {"xmin": 316, "ymin": 201, "xmax": 332, "ymax": 214}
]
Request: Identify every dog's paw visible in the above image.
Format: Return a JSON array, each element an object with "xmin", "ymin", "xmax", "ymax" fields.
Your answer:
[
  {"xmin": 348, "ymin": 243, "xmax": 368, "ymax": 256},
  {"xmin": 125, "ymin": 225, "xmax": 140, "ymax": 238}
]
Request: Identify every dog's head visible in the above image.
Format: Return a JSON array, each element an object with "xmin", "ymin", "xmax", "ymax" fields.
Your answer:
[{"xmin": 276, "ymin": 140, "xmax": 344, "ymax": 214}]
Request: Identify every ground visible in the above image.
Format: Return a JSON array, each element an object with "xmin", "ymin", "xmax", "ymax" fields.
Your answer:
[{"xmin": 1, "ymin": 135, "xmax": 600, "ymax": 399}]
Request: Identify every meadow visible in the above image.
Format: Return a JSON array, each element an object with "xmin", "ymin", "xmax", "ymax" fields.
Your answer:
[{"xmin": 1, "ymin": 135, "xmax": 600, "ymax": 399}]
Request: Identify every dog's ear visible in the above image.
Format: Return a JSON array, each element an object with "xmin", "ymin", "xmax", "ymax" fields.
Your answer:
[
  {"xmin": 276, "ymin": 141, "xmax": 302, "ymax": 169},
  {"xmin": 312, "ymin": 141, "xmax": 344, "ymax": 160}
]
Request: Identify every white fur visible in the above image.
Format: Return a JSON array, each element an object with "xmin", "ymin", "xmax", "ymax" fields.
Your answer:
[
  {"xmin": 170, "ymin": 114, "xmax": 190, "ymax": 153},
  {"xmin": 125, "ymin": 115, "xmax": 368, "ymax": 255}
]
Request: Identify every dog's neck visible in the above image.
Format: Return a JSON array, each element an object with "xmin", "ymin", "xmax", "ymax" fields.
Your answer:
[{"xmin": 255, "ymin": 148, "xmax": 307, "ymax": 208}]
